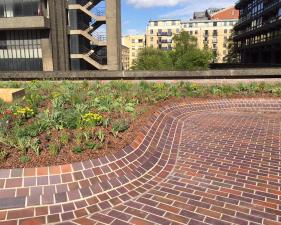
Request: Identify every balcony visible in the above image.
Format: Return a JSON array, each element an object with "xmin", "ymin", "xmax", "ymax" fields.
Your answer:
[
  {"xmin": 158, "ymin": 39, "xmax": 172, "ymax": 44},
  {"xmin": 0, "ymin": 16, "xmax": 50, "ymax": 30},
  {"xmin": 157, "ymin": 32, "xmax": 173, "ymax": 36}
]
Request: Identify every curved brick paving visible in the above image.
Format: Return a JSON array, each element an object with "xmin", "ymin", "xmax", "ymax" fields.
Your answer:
[{"xmin": 1, "ymin": 99, "xmax": 281, "ymax": 225}]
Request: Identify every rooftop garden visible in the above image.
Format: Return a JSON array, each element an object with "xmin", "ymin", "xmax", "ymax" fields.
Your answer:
[{"xmin": 0, "ymin": 80, "xmax": 281, "ymax": 168}]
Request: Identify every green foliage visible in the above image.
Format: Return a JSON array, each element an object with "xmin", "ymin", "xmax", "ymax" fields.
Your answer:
[
  {"xmin": 132, "ymin": 48, "xmax": 173, "ymax": 70},
  {"xmin": 49, "ymin": 142, "xmax": 60, "ymax": 157},
  {"xmin": 112, "ymin": 119, "xmax": 130, "ymax": 137},
  {"xmin": 96, "ymin": 129, "xmax": 105, "ymax": 143},
  {"xmin": 20, "ymin": 155, "xmax": 31, "ymax": 164},
  {"xmin": 72, "ymin": 146, "xmax": 83, "ymax": 154},
  {"xmin": 59, "ymin": 131, "xmax": 69, "ymax": 145},
  {"xmin": 133, "ymin": 31, "xmax": 212, "ymax": 71},
  {"xmin": 30, "ymin": 138, "xmax": 41, "ymax": 156},
  {"xmin": 0, "ymin": 150, "xmax": 8, "ymax": 162}
]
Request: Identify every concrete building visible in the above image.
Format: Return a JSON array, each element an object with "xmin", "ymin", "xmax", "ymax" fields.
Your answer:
[
  {"xmin": 145, "ymin": 7, "xmax": 239, "ymax": 63},
  {"xmin": 121, "ymin": 45, "xmax": 129, "ymax": 70},
  {"xmin": 122, "ymin": 34, "xmax": 145, "ymax": 69},
  {"xmin": 0, "ymin": 0, "xmax": 121, "ymax": 71},
  {"xmin": 234, "ymin": 0, "xmax": 281, "ymax": 65}
]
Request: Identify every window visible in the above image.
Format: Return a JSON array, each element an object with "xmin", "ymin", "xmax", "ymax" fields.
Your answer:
[
  {"xmin": 224, "ymin": 29, "xmax": 227, "ymax": 34},
  {"xmin": 138, "ymin": 39, "xmax": 143, "ymax": 43},
  {"xmin": 213, "ymin": 22, "xmax": 217, "ymax": 27},
  {"xmin": 154, "ymin": 21, "xmax": 158, "ymax": 26},
  {"xmin": 0, "ymin": 0, "xmax": 45, "ymax": 18},
  {"xmin": 150, "ymin": 29, "xmax": 153, "ymax": 34},
  {"xmin": 278, "ymin": 8, "xmax": 281, "ymax": 17},
  {"xmin": 213, "ymin": 30, "xmax": 218, "ymax": 36}
]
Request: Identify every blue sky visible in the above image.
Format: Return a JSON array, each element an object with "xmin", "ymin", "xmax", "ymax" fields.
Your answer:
[{"xmin": 121, "ymin": 0, "xmax": 235, "ymax": 35}]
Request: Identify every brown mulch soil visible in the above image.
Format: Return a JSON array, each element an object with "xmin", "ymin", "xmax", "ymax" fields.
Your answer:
[
  {"xmin": 0, "ymin": 94, "xmax": 279, "ymax": 169},
  {"xmin": 0, "ymin": 97, "xmax": 184, "ymax": 169}
]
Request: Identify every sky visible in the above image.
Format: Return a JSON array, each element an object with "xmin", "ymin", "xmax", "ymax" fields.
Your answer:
[{"xmin": 121, "ymin": 0, "xmax": 235, "ymax": 36}]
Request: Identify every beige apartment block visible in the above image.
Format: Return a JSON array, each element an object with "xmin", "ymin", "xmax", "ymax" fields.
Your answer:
[
  {"xmin": 121, "ymin": 45, "xmax": 130, "ymax": 70},
  {"xmin": 122, "ymin": 35, "xmax": 145, "ymax": 69},
  {"xmin": 181, "ymin": 19, "xmax": 238, "ymax": 62},
  {"xmin": 146, "ymin": 19, "xmax": 181, "ymax": 51},
  {"xmin": 145, "ymin": 7, "xmax": 239, "ymax": 63}
]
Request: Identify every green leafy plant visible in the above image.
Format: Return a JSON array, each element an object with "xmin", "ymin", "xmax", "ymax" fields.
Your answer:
[
  {"xmin": 82, "ymin": 113, "xmax": 103, "ymax": 126},
  {"xmin": 96, "ymin": 129, "xmax": 105, "ymax": 143},
  {"xmin": 49, "ymin": 142, "xmax": 60, "ymax": 157},
  {"xmin": 72, "ymin": 146, "xmax": 83, "ymax": 154},
  {"xmin": 112, "ymin": 119, "xmax": 130, "ymax": 137},
  {"xmin": 20, "ymin": 155, "xmax": 31, "ymax": 164},
  {"xmin": 30, "ymin": 138, "xmax": 41, "ymax": 156},
  {"xmin": 59, "ymin": 131, "xmax": 69, "ymax": 145},
  {"xmin": 0, "ymin": 150, "xmax": 8, "ymax": 162}
]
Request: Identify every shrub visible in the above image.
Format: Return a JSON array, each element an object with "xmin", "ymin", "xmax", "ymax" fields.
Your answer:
[
  {"xmin": 0, "ymin": 150, "xmax": 8, "ymax": 162},
  {"xmin": 49, "ymin": 142, "xmax": 60, "ymax": 157},
  {"xmin": 20, "ymin": 155, "xmax": 31, "ymax": 164},
  {"xmin": 82, "ymin": 113, "xmax": 103, "ymax": 126},
  {"xmin": 14, "ymin": 107, "xmax": 35, "ymax": 119},
  {"xmin": 59, "ymin": 131, "xmax": 69, "ymax": 145},
  {"xmin": 72, "ymin": 146, "xmax": 83, "ymax": 154},
  {"xmin": 112, "ymin": 119, "xmax": 130, "ymax": 137}
]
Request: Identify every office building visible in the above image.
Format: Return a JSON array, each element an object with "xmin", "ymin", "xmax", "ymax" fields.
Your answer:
[
  {"xmin": 234, "ymin": 0, "xmax": 281, "ymax": 64},
  {"xmin": 0, "ymin": 0, "xmax": 121, "ymax": 71}
]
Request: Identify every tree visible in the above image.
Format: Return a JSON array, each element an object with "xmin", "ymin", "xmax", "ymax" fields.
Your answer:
[
  {"xmin": 223, "ymin": 30, "xmax": 240, "ymax": 63},
  {"xmin": 132, "ymin": 31, "xmax": 213, "ymax": 71},
  {"xmin": 131, "ymin": 48, "xmax": 172, "ymax": 70},
  {"xmin": 170, "ymin": 31, "xmax": 213, "ymax": 70}
]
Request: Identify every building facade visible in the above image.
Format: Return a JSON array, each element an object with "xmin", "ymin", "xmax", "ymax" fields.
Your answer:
[
  {"xmin": 145, "ymin": 7, "xmax": 239, "ymax": 63},
  {"xmin": 122, "ymin": 34, "xmax": 145, "ymax": 69},
  {"xmin": 182, "ymin": 18, "xmax": 238, "ymax": 63},
  {"xmin": 146, "ymin": 20, "xmax": 181, "ymax": 51},
  {"xmin": 234, "ymin": 0, "xmax": 281, "ymax": 65},
  {"xmin": 0, "ymin": 0, "xmax": 121, "ymax": 71},
  {"xmin": 121, "ymin": 45, "xmax": 129, "ymax": 70}
]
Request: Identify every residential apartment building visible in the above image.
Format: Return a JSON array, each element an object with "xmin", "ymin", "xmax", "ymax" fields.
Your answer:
[
  {"xmin": 122, "ymin": 35, "xmax": 145, "ymax": 69},
  {"xmin": 234, "ymin": 0, "xmax": 281, "ymax": 65},
  {"xmin": 0, "ymin": 0, "xmax": 121, "ymax": 71},
  {"xmin": 121, "ymin": 45, "xmax": 129, "ymax": 70},
  {"xmin": 146, "ymin": 19, "xmax": 181, "ymax": 51},
  {"xmin": 145, "ymin": 7, "xmax": 239, "ymax": 63}
]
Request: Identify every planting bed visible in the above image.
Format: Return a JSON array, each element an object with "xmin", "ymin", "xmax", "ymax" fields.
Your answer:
[{"xmin": 1, "ymin": 80, "xmax": 281, "ymax": 169}]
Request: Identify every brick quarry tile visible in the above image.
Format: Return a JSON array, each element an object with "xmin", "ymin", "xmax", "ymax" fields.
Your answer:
[{"xmin": 2, "ymin": 99, "xmax": 281, "ymax": 225}]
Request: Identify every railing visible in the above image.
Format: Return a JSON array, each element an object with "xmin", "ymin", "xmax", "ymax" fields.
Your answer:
[
  {"xmin": 92, "ymin": 32, "xmax": 107, "ymax": 41},
  {"xmin": 159, "ymin": 39, "xmax": 172, "ymax": 44},
  {"xmin": 93, "ymin": 7, "xmax": 105, "ymax": 17},
  {"xmin": 157, "ymin": 32, "xmax": 173, "ymax": 36}
]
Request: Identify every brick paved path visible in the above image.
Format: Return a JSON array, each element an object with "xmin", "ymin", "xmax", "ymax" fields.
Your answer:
[{"xmin": 1, "ymin": 99, "xmax": 281, "ymax": 225}]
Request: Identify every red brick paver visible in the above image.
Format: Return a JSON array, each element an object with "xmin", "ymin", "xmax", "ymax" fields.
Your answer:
[{"xmin": 1, "ymin": 99, "xmax": 281, "ymax": 224}]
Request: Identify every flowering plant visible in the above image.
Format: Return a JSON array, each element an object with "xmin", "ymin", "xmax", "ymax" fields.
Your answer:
[
  {"xmin": 82, "ymin": 113, "xmax": 103, "ymax": 126},
  {"xmin": 14, "ymin": 107, "xmax": 35, "ymax": 119}
]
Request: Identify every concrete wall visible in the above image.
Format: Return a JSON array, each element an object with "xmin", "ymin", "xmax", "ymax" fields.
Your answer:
[
  {"xmin": 0, "ymin": 68, "xmax": 281, "ymax": 80},
  {"xmin": 106, "ymin": 0, "xmax": 122, "ymax": 70},
  {"xmin": 48, "ymin": 0, "xmax": 70, "ymax": 71},
  {"xmin": 0, "ymin": 16, "xmax": 50, "ymax": 30}
]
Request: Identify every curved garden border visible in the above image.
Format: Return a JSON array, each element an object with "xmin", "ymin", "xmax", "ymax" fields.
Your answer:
[{"xmin": 0, "ymin": 98, "xmax": 281, "ymax": 224}]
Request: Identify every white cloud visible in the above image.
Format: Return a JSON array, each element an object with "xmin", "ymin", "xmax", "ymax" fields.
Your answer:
[
  {"xmin": 126, "ymin": 0, "xmax": 189, "ymax": 8},
  {"xmin": 126, "ymin": 0, "xmax": 234, "ymax": 10},
  {"xmin": 159, "ymin": 0, "xmax": 235, "ymax": 19}
]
